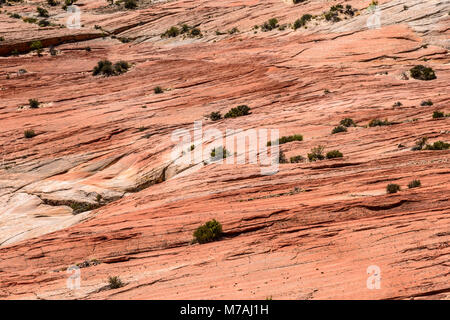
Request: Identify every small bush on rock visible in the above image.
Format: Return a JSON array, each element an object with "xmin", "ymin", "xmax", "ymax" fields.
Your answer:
[
  {"xmin": 24, "ymin": 129, "xmax": 36, "ymax": 139},
  {"xmin": 340, "ymin": 118, "xmax": 356, "ymax": 127},
  {"xmin": 332, "ymin": 125, "xmax": 347, "ymax": 134},
  {"xmin": 154, "ymin": 86, "xmax": 163, "ymax": 94},
  {"xmin": 224, "ymin": 105, "xmax": 250, "ymax": 118},
  {"xmin": 108, "ymin": 276, "xmax": 124, "ymax": 289},
  {"xmin": 326, "ymin": 150, "xmax": 343, "ymax": 159},
  {"xmin": 408, "ymin": 179, "xmax": 421, "ymax": 189},
  {"xmin": 308, "ymin": 145, "xmax": 325, "ymax": 161},
  {"xmin": 210, "ymin": 146, "xmax": 229, "ymax": 160},
  {"xmin": 161, "ymin": 26, "xmax": 180, "ymax": 38},
  {"xmin": 267, "ymin": 134, "xmax": 303, "ymax": 146},
  {"xmin": 410, "ymin": 65, "xmax": 436, "ymax": 81},
  {"xmin": 369, "ymin": 119, "xmax": 391, "ymax": 127},
  {"xmin": 29, "ymin": 99, "xmax": 40, "ymax": 109},
  {"xmin": 424, "ymin": 141, "xmax": 450, "ymax": 150},
  {"xmin": 210, "ymin": 111, "xmax": 222, "ymax": 121},
  {"xmin": 261, "ymin": 18, "xmax": 279, "ymax": 31},
  {"xmin": 37, "ymin": 7, "xmax": 49, "ymax": 17},
  {"xmin": 124, "ymin": 0, "xmax": 137, "ymax": 9},
  {"xmin": 193, "ymin": 219, "xmax": 222, "ymax": 244},
  {"xmin": 293, "ymin": 14, "xmax": 312, "ymax": 29},
  {"xmin": 432, "ymin": 111, "xmax": 444, "ymax": 119},
  {"xmin": 290, "ymin": 155, "xmax": 304, "ymax": 163},
  {"xmin": 386, "ymin": 183, "xmax": 400, "ymax": 194},
  {"xmin": 93, "ymin": 60, "xmax": 130, "ymax": 76}
]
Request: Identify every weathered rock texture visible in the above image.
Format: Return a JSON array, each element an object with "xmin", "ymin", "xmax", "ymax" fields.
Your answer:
[{"xmin": 0, "ymin": 0, "xmax": 449, "ymax": 299}]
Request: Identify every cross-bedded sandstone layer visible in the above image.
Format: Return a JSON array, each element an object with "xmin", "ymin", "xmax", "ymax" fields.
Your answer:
[{"xmin": 0, "ymin": 0, "xmax": 449, "ymax": 299}]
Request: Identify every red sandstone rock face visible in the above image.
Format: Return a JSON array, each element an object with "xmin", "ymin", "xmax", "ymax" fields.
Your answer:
[{"xmin": 0, "ymin": 0, "xmax": 449, "ymax": 299}]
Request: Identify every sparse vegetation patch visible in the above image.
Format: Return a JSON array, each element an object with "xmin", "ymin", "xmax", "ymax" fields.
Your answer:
[
  {"xmin": 92, "ymin": 59, "xmax": 130, "ymax": 77},
  {"xmin": 408, "ymin": 180, "xmax": 421, "ymax": 189},
  {"xmin": 268, "ymin": 134, "xmax": 303, "ymax": 146},
  {"xmin": 308, "ymin": 145, "xmax": 325, "ymax": 162},
  {"xmin": 340, "ymin": 118, "xmax": 356, "ymax": 127},
  {"xmin": 260, "ymin": 18, "xmax": 279, "ymax": 32},
  {"xmin": 326, "ymin": 150, "xmax": 343, "ymax": 159},
  {"xmin": 193, "ymin": 219, "xmax": 222, "ymax": 244},
  {"xmin": 224, "ymin": 105, "xmax": 250, "ymax": 118},
  {"xmin": 386, "ymin": 183, "xmax": 401, "ymax": 194},
  {"xmin": 368, "ymin": 119, "xmax": 392, "ymax": 127},
  {"xmin": 24, "ymin": 129, "xmax": 36, "ymax": 139},
  {"xmin": 29, "ymin": 99, "xmax": 40, "ymax": 109},
  {"xmin": 108, "ymin": 276, "xmax": 124, "ymax": 289},
  {"xmin": 410, "ymin": 65, "xmax": 436, "ymax": 81},
  {"xmin": 332, "ymin": 125, "xmax": 347, "ymax": 134},
  {"xmin": 424, "ymin": 141, "xmax": 450, "ymax": 150}
]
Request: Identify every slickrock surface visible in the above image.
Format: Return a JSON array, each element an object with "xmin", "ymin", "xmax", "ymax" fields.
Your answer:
[{"xmin": 0, "ymin": 0, "xmax": 449, "ymax": 299}]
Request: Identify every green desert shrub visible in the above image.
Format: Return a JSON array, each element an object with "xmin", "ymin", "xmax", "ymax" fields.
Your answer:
[
  {"xmin": 268, "ymin": 134, "xmax": 303, "ymax": 146},
  {"xmin": 124, "ymin": 0, "xmax": 137, "ymax": 9},
  {"xmin": 30, "ymin": 41, "xmax": 43, "ymax": 55},
  {"xmin": 190, "ymin": 27, "xmax": 201, "ymax": 37},
  {"xmin": 23, "ymin": 17, "xmax": 38, "ymax": 24},
  {"xmin": 290, "ymin": 155, "xmax": 304, "ymax": 163},
  {"xmin": 29, "ymin": 99, "xmax": 40, "ymax": 109},
  {"xmin": 24, "ymin": 129, "xmax": 36, "ymax": 139},
  {"xmin": 113, "ymin": 60, "xmax": 129, "ymax": 74},
  {"xmin": 332, "ymin": 125, "xmax": 347, "ymax": 134},
  {"xmin": 308, "ymin": 145, "xmax": 325, "ymax": 161},
  {"xmin": 324, "ymin": 6, "xmax": 341, "ymax": 22},
  {"xmin": 93, "ymin": 60, "xmax": 114, "ymax": 76},
  {"xmin": 153, "ymin": 86, "xmax": 163, "ymax": 94},
  {"xmin": 224, "ymin": 105, "xmax": 250, "ymax": 118},
  {"xmin": 326, "ymin": 150, "xmax": 343, "ymax": 159},
  {"xmin": 408, "ymin": 179, "xmax": 421, "ymax": 189},
  {"xmin": 279, "ymin": 134, "xmax": 303, "ymax": 144},
  {"xmin": 209, "ymin": 111, "xmax": 222, "ymax": 121},
  {"xmin": 261, "ymin": 18, "xmax": 279, "ymax": 31},
  {"xmin": 108, "ymin": 276, "xmax": 124, "ymax": 289},
  {"xmin": 210, "ymin": 146, "xmax": 229, "ymax": 160},
  {"xmin": 386, "ymin": 183, "xmax": 401, "ymax": 194},
  {"xmin": 368, "ymin": 118, "xmax": 391, "ymax": 127},
  {"xmin": 193, "ymin": 219, "xmax": 222, "ymax": 244},
  {"xmin": 410, "ymin": 65, "xmax": 436, "ymax": 81},
  {"xmin": 340, "ymin": 118, "xmax": 356, "ymax": 127},
  {"xmin": 162, "ymin": 26, "xmax": 180, "ymax": 38},
  {"xmin": 181, "ymin": 24, "xmax": 190, "ymax": 34},
  {"xmin": 47, "ymin": 0, "xmax": 59, "ymax": 6},
  {"xmin": 93, "ymin": 60, "xmax": 129, "ymax": 76},
  {"xmin": 38, "ymin": 19, "xmax": 51, "ymax": 27},
  {"xmin": 279, "ymin": 150, "xmax": 288, "ymax": 164},
  {"xmin": 411, "ymin": 137, "xmax": 428, "ymax": 151},
  {"xmin": 424, "ymin": 141, "xmax": 450, "ymax": 150},
  {"xmin": 421, "ymin": 100, "xmax": 433, "ymax": 106},
  {"xmin": 63, "ymin": 0, "xmax": 78, "ymax": 8},
  {"xmin": 293, "ymin": 14, "xmax": 312, "ymax": 29},
  {"xmin": 37, "ymin": 7, "xmax": 49, "ymax": 17},
  {"xmin": 293, "ymin": 0, "xmax": 307, "ymax": 3},
  {"xmin": 432, "ymin": 111, "xmax": 444, "ymax": 119}
]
